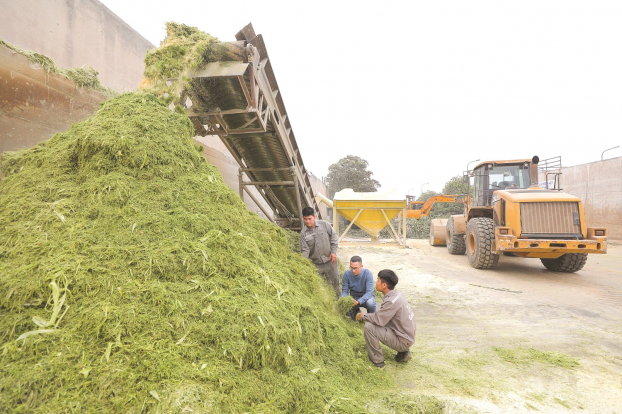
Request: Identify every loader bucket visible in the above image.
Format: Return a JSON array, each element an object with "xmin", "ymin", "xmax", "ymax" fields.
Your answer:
[{"xmin": 430, "ymin": 218, "xmax": 448, "ymax": 246}]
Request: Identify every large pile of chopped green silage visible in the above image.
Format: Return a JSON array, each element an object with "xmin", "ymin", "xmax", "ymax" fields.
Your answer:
[{"xmin": 0, "ymin": 92, "xmax": 388, "ymax": 413}]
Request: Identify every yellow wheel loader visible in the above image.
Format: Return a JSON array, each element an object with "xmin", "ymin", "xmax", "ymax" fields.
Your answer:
[{"xmin": 429, "ymin": 156, "xmax": 607, "ymax": 272}]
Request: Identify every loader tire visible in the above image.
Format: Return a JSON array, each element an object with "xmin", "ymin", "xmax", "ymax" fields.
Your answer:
[
  {"xmin": 466, "ymin": 218, "xmax": 499, "ymax": 269},
  {"xmin": 446, "ymin": 217, "xmax": 466, "ymax": 255},
  {"xmin": 540, "ymin": 253, "xmax": 587, "ymax": 273}
]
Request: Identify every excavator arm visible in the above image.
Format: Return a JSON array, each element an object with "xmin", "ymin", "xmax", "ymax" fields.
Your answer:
[{"xmin": 408, "ymin": 195, "xmax": 466, "ymax": 219}]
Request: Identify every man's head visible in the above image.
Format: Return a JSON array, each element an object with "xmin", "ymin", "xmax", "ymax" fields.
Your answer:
[
  {"xmin": 376, "ymin": 269, "xmax": 398, "ymax": 292},
  {"xmin": 302, "ymin": 207, "xmax": 316, "ymax": 229},
  {"xmin": 349, "ymin": 256, "xmax": 363, "ymax": 275}
]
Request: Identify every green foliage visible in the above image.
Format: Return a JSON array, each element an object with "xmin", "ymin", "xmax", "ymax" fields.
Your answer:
[
  {"xmin": 442, "ymin": 175, "xmax": 469, "ymax": 195},
  {"xmin": 0, "ymin": 92, "xmax": 391, "ymax": 413},
  {"xmin": 327, "ymin": 155, "xmax": 380, "ymax": 196},
  {"xmin": 379, "ymin": 217, "xmax": 432, "ymax": 239},
  {"xmin": 416, "ymin": 190, "xmax": 438, "ymax": 202},
  {"xmin": 0, "ymin": 38, "xmax": 117, "ymax": 98},
  {"xmin": 416, "ymin": 176, "xmax": 468, "ymax": 220}
]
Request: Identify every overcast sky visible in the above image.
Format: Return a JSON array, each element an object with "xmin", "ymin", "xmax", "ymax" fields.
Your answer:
[{"xmin": 101, "ymin": 0, "xmax": 621, "ymax": 198}]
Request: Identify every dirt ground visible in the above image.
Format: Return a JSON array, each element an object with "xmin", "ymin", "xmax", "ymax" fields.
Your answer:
[{"xmin": 338, "ymin": 240, "xmax": 622, "ymax": 413}]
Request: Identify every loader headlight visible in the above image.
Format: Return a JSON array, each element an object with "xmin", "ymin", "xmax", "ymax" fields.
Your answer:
[{"xmin": 595, "ymin": 230, "xmax": 605, "ymax": 236}]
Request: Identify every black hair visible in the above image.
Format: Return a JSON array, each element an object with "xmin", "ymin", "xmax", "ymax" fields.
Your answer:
[
  {"xmin": 378, "ymin": 269, "xmax": 398, "ymax": 290},
  {"xmin": 350, "ymin": 255, "xmax": 362, "ymax": 264},
  {"xmin": 301, "ymin": 207, "xmax": 315, "ymax": 217}
]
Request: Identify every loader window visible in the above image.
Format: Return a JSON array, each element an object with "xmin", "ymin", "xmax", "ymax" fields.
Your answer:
[
  {"xmin": 488, "ymin": 165, "xmax": 529, "ymax": 190},
  {"xmin": 472, "ymin": 163, "xmax": 530, "ymax": 207}
]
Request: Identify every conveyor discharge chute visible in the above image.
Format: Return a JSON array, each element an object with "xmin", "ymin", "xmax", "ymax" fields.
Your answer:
[{"xmin": 175, "ymin": 23, "xmax": 321, "ymax": 231}]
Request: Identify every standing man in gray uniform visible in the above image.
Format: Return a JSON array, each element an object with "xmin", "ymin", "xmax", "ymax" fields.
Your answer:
[
  {"xmin": 357, "ymin": 269, "xmax": 416, "ymax": 368},
  {"xmin": 300, "ymin": 206, "xmax": 340, "ymax": 296}
]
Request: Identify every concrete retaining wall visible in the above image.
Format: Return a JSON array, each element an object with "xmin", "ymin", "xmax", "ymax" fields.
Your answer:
[
  {"xmin": 0, "ymin": 44, "xmax": 106, "ymax": 154},
  {"xmin": 308, "ymin": 172, "xmax": 329, "ymax": 219},
  {"xmin": 560, "ymin": 157, "xmax": 622, "ymax": 240},
  {"xmin": 0, "ymin": 0, "xmax": 153, "ymax": 92}
]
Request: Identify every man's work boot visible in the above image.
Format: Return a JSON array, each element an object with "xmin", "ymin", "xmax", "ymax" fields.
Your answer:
[
  {"xmin": 395, "ymin": 350, "xmax": 412, "ymax": 363},
  {"xmin": 346, "ymin": 306, "xmax": 358, "ymax": 321}
]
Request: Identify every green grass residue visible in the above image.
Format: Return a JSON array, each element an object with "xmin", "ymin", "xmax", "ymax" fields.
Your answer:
[{"xmin": 493, "ymin": 347, "xmax": 579, "ymax": 368}]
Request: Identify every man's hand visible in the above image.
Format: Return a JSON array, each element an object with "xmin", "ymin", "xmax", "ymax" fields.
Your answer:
[
  {"xmin": 330, "ymin": 253, "xmax": 336, "ymax": 264},
  {"xmin": 356, "ymin": 312, "xmax": 362, "ymax": 321},
  {"xmin": 353, "ymin": 300, "xmax": 359, "ymax": 306}
]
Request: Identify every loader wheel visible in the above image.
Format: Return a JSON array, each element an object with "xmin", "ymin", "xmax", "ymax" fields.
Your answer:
[
  {"xmin": 540, "ymin": 253, "xmax": 587, "ymax": 272},
  {"xmin": 466, "ymin": 218, "xmax": 499, "ymax": 269},
  {"xmin": 446, "ymin": 217, "xmax": 466, "ymax": 255}
]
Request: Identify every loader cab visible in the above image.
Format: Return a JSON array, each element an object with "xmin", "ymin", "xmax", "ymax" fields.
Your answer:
[{"xmin": 471, "ymin": 161, "xmax": 531, "ymax": 207}]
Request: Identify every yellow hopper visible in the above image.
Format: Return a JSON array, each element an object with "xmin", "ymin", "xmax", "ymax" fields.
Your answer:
[{"xmin": 318, "ymin": 189, "xmax": 407, "ymax": 246}]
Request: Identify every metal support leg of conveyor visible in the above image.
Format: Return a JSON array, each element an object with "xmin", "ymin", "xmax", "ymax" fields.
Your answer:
[
  {"xmin": 292, "ymin": 168, "xmax": 303, "ymax": 229},
  {"xmin": 238, "ymin": 171, "xmax": 244, "ymax": 199}
]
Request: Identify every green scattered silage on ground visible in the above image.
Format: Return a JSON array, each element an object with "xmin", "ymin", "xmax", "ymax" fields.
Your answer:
[
  {"xmin": 402, "ymin": 345, "xmax": 501, "ymax": 399},
  {"xmin": 365, "ymin": 392, "xmax": 445, "ymax": 414},
  {"xmin": 0, "ymin": 38, "xmax": 117, "ymax": 98},
  {"xmin": 0, "ymin": 92, "xmax": 395, "ymax": 412},
  {"xmin": 493, "ymin": 347, "xmax": 579, "ymax": 368}
]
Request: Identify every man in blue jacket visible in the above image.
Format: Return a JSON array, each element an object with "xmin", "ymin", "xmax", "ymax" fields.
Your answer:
[{"xmin": 341, "ymin": 256, "xmax": 376, "ymax": 320}]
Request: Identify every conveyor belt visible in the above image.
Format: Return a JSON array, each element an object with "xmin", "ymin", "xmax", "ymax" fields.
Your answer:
[{"xmin": 179, "ymin": 24, "xmax": 320, "ymax": 230}]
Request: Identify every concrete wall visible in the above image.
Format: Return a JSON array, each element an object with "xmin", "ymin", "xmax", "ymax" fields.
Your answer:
[
  {"xmin": 0, "ymin": 0, "xmax": 153, "ymax": 92},
  {"xmin": 560, "ymin": 157, "xmax": 622, "ymax": 240},
  {"xmin": 0, "ymin": 44, "xmax": 106, "ymax": 154},
  {"xmin": 308, "ymin": 172, "xmax": 329, "ymax": 219}
]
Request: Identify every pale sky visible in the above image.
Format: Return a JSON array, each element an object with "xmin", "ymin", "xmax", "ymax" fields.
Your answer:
[{"xmin": 101, "ymin": 0, "xmax": 622, "ymax": 198}]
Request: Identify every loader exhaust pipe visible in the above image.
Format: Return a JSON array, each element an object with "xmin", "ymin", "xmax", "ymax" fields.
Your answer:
[{"xmin": 530, "ymin": 155, "xmax": 540, "ymax": 187}]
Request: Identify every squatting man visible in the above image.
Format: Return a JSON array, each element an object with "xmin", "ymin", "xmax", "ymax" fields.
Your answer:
[
  {"xmin": 357, "ymin": 269, "xmax": 416, "ymax": 368},
  {"xmin": 341, "ymin": 255, "xmax": 376, "ymax": 320},
  {"xmin": 299, "ymin": 207, "xmax": 340, "ymax": 296}
]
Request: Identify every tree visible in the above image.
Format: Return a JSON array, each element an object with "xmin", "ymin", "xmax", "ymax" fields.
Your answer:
[
  {"xmin": 442, "ymin": 175, "xmax": 469, "ymax": 195},
  {"xmin": 326, "ymin": 155, "xmax": 380, "ymax": 195},
  {"xmin": 415, "ymin": 177, "xmax": 468, "ymax": 219},
  {"xmin": 434, "ymin": 176, "xmax": 469, "ymax": 217},
  {"xmin": 416, "ymin": 190, "xmax": 439, "ymax": 202}
]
